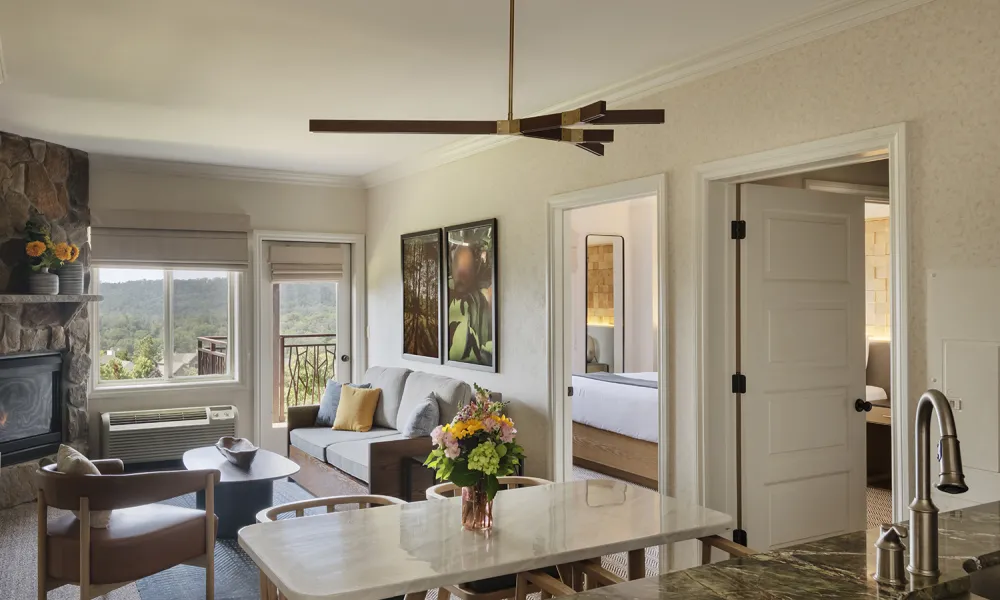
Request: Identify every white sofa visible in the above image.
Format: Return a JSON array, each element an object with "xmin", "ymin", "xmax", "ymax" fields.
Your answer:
[{"xmin": 286, "ymin": 366, "xmax": 473, "ymax": 499}]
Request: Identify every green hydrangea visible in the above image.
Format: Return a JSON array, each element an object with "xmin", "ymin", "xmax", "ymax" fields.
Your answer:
[{"xmin": 467, "ymin": 440, "xmax": 500, "ymax": 475}]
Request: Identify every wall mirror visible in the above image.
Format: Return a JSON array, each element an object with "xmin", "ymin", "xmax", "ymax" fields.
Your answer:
[{"xmin": 584, "ymin": 235, "xmax": 624, "ymax": 373}]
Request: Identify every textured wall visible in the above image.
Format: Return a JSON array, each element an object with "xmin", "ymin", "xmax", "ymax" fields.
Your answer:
[
  {"xmin": 365, "ymin": 0, "xmax": 1000, "ymax": 497},
  {"xmin": 0, "ymin": 131, "xmax": 91, "ymax": 508},
  {"xmin": 866, "ymin": 218, "xmax": 891, "ymax": 339},
  {"xmin": 586, "ymin": 244, "xmax": 615, "ymax": 326}
]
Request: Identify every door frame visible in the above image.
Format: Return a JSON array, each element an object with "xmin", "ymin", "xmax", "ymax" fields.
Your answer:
[
  {"xmin": 693, "ymin": 123, "xmax": 910, "ymax": 525},
  {"xmin": 546, "ymin": 173, "xmax": 669, "ymax": 487},
  {"xmin": 251, "ymin": 230, "xmax": 367, "ymax": 449}
]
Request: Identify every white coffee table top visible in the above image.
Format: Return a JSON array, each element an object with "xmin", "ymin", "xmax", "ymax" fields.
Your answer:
[{"xmin": 238, "ymin": 479, "xmax": 733, "ymax": 600}]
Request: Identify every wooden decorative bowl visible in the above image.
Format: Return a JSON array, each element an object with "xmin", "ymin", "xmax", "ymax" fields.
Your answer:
[{"xmin": 215, "ymin": 436, "xmax": 258, "ymax": 469}]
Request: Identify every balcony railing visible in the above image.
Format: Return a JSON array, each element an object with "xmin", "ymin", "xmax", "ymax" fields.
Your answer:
[
  {"xmin": 197, "ymin": 336, "xmax": 228, "ymax": 376},
  {"xmin": 197, "ymin": 334, "xmax": 337, "ymax": 423},
  {"xmin": 277, "ymin": 334, "xmax": 337, "ymax": 423}
]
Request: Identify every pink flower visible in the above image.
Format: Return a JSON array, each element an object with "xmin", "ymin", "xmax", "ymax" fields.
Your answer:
[
  {"xmin": 431, "ymin": 425, "xmax": 445, "ymax": 446},
  {"xmin": 444, "ymin": 438, "xmax": 461, "ymax": 459},
  {"xmin": 499, "ymin": 422, "xmax": 516, "ymax": 443},
  {"xmin": 481, "ymin": 417, "xmax": 500, "ymax": 433}
]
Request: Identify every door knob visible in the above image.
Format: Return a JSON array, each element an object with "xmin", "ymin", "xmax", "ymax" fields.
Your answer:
[
  {"xmin": 340, "ymin": 355, "xmax": 350, "ymax": 362},
  {"xmin": 855, "ymin": 398, "xmax": 872, "ymax": 413}
]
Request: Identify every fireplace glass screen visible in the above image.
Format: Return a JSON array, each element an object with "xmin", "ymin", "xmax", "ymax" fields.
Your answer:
[{"xmin": 0, "ymin": 353, "xmax": 63, "ymax": 466}]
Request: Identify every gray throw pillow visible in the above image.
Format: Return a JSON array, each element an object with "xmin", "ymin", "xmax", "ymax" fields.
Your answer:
[
  {"xmin": 400, "ymin": 394, "xmax": 440, "ymax": 438},
  {"xmin": 315, "ymin": 381, "xmax": 372, "ymax": 427}
]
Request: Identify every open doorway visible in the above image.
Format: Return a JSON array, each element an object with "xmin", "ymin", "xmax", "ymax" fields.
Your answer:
[
  {"xmin": 566, "ymin": 197, "xmax": 659, "ymax": 491},
  {"xmin": 753, "ymin": 160, "xmax": 893, "ymax": 531},
  {"xmin": 696, "ymin": 125, "xmax": 908, "ymax": 559}
]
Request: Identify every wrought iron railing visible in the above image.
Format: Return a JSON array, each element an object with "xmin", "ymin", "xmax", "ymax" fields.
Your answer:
[
  {"xmin": 196, "ymin": 336, "xmax": 228, "ymax": 376},
  {"xmin": 277, "ymin": 334, "xmax": 337, "ymax": 423}
]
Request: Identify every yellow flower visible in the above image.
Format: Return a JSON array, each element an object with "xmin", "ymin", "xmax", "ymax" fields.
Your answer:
[
  {"xmin": 68, "ymin": 244, "xmax": 80, "ymax": 262},
  {"xmin": 464, "ymin": 419, "xmax": 485, "ymax": 435},
  {"xmin": 450, "ymin": 421, "xmax": 468, "ymax": 439},
  {"xmin": 53, "ymin": 243, "xmax": 73, "ymax": 261},
  {"xmin": 25, "ymin": 241, "xmax": 47, "ymax": 258},
  {"xmin": 498, "ymin": 415, "xmax": 514, "ymax": 428}
]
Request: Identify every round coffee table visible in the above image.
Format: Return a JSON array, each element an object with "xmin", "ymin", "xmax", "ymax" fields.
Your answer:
[{"xmin": 182, "ymin": 446, "xmax": 299, "ymax": 538}]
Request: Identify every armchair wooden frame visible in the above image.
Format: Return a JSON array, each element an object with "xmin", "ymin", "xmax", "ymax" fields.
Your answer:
[{"xmin": 34, "ymin": 460, "xmax": 220, "ymax": 600}]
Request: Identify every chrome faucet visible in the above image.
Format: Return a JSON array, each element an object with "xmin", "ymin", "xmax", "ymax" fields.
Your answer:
[{"xmin": 908, "ymin": 389, "xmax": 968, "ymax": 578}]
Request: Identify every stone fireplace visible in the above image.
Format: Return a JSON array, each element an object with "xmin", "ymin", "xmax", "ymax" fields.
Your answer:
[
  {"xmin": 0, "ymin": 353, "xmax": 64, "ymax": 465},
  {"xmin": 0, "ymin": 131, "xmax": 91, "ymax": 509}
]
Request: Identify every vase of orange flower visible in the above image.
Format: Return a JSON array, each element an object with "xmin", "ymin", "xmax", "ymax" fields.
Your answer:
[
  {"xmin": 24, "ymin": 218, "xmax": 80, "ymax": 295},
  {"xmin": 56, "ymin": 246, "xmax": 84, "ymax": 295}
]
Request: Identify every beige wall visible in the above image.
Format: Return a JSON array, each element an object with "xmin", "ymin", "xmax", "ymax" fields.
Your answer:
[
  {"xmin": 866, "ymin": 218, "xmax": 892, "ymax": 339},
  {"xmin": 87, "ymin": 168, "xmax": 366, "ymax": 452},
  {"xmin": 365, "ymin": 0, "xmax": 1000, "ymax": 497}
]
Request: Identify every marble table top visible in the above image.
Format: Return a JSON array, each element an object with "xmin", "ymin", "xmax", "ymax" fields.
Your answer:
[
  {"xmin": 569, "ymin": 501, "xmax": 1000, "ymax": 600},
  {"xmin": 238, "ymin": 479, "xmax": 733, "ymax": 600}
]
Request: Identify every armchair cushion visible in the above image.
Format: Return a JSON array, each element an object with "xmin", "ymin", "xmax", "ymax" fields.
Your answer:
[
  {"xmin": 55, "ymin": 445, "xmax": 111, "ymax": 528},
  {"xmin": 46, "ymin": 504, "xmax": 216, "ymax": 585}
]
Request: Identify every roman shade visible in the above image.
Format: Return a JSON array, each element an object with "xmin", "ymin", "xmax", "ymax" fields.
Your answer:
[
  {"xmin": 90, "ymin": 209, "xmax": 250, "ymax": 270},
  {"xmin": 269, "ymin": 243, "xmax": 346, "ymax": 282}
]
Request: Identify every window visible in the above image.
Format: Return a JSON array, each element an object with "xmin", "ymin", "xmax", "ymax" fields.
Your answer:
[{"xmin": 94, "ymin": 268, "xmax": 237, "ymax": 386}]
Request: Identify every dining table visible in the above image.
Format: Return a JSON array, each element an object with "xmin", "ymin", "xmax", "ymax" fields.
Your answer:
[{"xmin": 238, "ymin": 479, "xmax": 734, "ymax": 600}]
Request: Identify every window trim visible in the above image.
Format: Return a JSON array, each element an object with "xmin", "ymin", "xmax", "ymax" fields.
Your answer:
[{"xmin": 91, "ymin": 267, "xmax": 239, "ymax": 389}]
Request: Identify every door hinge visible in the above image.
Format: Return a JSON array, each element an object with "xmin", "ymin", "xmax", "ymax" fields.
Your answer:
[
  {"xmin": 731, "ymin": 373, "xmax": 747, "ymax": 394},
  {"xmin": 567, "ymin": 386, "xmax": 574, "ymax": 397},
  {"xmin": 731, "ymin": 220, "xmax": 747, "ymax": 240}
]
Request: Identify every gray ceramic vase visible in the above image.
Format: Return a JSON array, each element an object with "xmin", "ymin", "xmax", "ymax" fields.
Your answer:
[
  {"xmin": 57, "ymin": 263, "xmax": 85, "ymax": 295},
  {"xmin": 29, "ymin": 268, "xmax": 59, "ymax": 295}
]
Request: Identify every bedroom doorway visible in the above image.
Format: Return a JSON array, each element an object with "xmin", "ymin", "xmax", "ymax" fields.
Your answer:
[
  {"xmin": 546, "ymin": 174, "xmax": 668, "ymax": 495},
  {"xmin": 696, "ymin": 124, "xmax": 909, "ymax": 557}
]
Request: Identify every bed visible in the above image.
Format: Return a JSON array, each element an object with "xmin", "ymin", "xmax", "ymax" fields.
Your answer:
[{"xmin": 571, "ymin": 372, "xmax": 659, "ymax": 488}]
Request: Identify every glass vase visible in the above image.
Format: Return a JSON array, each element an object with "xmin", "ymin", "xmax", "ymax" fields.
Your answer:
[{"xmin": 461, "ymin": 481, "xmax": 493, "ymax": 531}]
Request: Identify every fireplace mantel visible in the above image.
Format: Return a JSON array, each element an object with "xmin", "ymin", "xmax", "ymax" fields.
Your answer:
[{"xmin": 0, "ymin": 295, "xmax": 102, "ymax": 326}]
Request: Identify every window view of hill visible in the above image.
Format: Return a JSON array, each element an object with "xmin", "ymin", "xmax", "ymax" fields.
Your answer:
[{"xmin": 97, "ymin": 272, "xmax": 338, "ymax": 384}]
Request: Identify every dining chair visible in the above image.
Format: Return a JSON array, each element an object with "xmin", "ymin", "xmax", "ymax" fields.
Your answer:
[
  {"xmin": 426, "ymin": 477, "xmax": 562, "ymax": 600},
  {"xmin": 514, "ymin": 535, "xmax": 758, "ymax": 599},
  {"xmin": 424, "ymin": 476, "xmax": 552, "ymax": 499},
  {"xmin": 255, "ymin": 494, "xmax": 408, "ymax": 600},
  {"xmin": 34, "ymin": 460, "xmax": 220, "ymax": 600}
]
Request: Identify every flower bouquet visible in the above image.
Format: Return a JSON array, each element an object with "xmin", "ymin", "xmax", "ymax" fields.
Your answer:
[
  {"xmin": 24, "ymin": 218, "xmax": 80, "ymax": 294},
  {"xmin": 425, "ymin": 384, "xmax": 525, "ymax": 530}
]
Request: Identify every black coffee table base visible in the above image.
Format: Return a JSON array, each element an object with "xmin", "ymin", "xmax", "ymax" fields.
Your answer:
[{"xmin": 197, "ymin": 479, "xmax": 274, "ymax": 539}]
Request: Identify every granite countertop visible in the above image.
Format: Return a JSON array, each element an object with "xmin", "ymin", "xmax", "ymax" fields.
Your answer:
[{"xmin": 573, "ymin": 502, "xmax": 1000, "ymax": 600}]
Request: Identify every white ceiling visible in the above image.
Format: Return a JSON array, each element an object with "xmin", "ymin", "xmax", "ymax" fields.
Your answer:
[{"xmin": 0, "ymin": 0, "xmax": 844, "ymax": 178}]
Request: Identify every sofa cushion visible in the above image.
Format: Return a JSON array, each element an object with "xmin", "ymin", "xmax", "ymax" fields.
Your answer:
[
  {"xmin": 400, "ymin": 394, "xmax": 440, "ymax": 438},
  {"xmin": 316, "ymin": 381, "xmax": 372, "ymax": 427},
  {"xmin": 399, "ymin": 372, "xmax": 472, "ymax": 427},
  {"xmin": 325, "ymin": 433, "xmax": 407, "ymax": 483},
  {"xmin": 289, "ymin": 427, "xmax": 398, "ymax": 461},
  {"xmin": 363, "ymin": 366, "xmax": 412, "ymax": 429},
  {"xmin": 333, "ymin": 386, "xmax": 382, "ymax": 432}
]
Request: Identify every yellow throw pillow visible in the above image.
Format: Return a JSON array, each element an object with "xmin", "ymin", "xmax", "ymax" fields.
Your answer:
[
  {"xmin": 333, "ymin": 386, "xmax": 382, "ymax": 432},
  {"xmin": 55, "ymin": 444, "xmax": 112, "ymax": 528}
]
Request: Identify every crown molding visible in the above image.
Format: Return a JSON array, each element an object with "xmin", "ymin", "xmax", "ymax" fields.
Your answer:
[
  {"xmin": 90, "ymin": 154, "xmax": 364, "ymax": 189},
  {"xmin": 363, "ymin": 0, "xmax": 935, "ymax": 189}
]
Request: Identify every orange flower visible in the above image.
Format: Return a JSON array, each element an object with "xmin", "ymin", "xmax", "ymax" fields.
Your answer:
[
  {"xmin": 26, "ymin": 241, "xmax": 47, "ymax": 258},
  {"xmin": 68, "ymin": 244, "xmax": 80, "ymax": 263},
  {"xmin": 53, "ymin": 243, "xmax": 73, "ymax": 261}
]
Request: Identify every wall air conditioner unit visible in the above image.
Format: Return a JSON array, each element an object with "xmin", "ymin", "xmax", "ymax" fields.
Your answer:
[{"xmin": 100, "ymin": 406, "xmax": 238, "ymax": 463}]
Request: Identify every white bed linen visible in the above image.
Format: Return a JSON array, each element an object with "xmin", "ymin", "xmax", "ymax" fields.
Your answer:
[{"xmin": 572, "ymin": 372, "xmax": 659, "ymax": 443}]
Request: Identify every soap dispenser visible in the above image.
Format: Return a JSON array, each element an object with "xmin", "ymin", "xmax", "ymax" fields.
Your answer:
[{"xmin": 874, "ymin": 524, "xmax": 908, "ymax": 586}]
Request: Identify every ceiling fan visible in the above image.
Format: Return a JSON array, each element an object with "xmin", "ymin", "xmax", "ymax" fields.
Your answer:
[{"xmin": 309, "ymin": 0, "xmax": 665, "ymax": 156}]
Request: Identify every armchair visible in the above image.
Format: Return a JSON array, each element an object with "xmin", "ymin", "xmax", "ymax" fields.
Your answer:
[{"xmin": 34, "ymin": 459, "xmax": 221, "ymax": 600}]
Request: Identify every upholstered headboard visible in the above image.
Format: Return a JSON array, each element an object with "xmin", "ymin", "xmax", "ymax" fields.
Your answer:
[{"xmin": 866, "ymin": 339, "xmax": 892, "ymax": 402}]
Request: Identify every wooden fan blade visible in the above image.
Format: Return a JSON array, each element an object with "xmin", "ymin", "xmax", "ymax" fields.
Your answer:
[
  {"xmin": 576, "ymin": 142, "xmax": 605, "ymax": 156},
  {"xmin": 589, "ymin": 109, "xmax": 665, "ymax": 125},
  {"xmin": 521, "ymin": 129, "xmax": 615, "ymax": 143},
  {"xmin": 518, "ymin": 100, "xmax": 608, "ymax": 133},
  {"xmin": 310, "ymin": 120, "xmax": 498, "ymax": 135}
]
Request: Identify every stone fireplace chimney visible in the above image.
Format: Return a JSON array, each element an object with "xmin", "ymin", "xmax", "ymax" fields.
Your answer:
[{"xmin": 0, "ymin": 131, "xmax": 92, "ymax": 509}]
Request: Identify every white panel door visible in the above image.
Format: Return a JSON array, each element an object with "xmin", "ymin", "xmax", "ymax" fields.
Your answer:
[{"xmin": 740, "ymin": 183, "xmax": 866, "ymax": 550}]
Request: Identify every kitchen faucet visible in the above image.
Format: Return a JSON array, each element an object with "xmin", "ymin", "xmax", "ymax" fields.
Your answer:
[{"xmin": 908, "ymin": 389, "xmax": 968, "ymax": 578}]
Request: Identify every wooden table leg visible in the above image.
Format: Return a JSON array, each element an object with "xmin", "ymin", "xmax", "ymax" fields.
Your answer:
[{"xmin": 627, "ymin": 549, "xmax": 645, "ymax": 580}]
